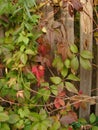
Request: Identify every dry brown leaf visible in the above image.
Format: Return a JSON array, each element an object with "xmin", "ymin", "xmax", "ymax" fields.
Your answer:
[{"xmin": 57, "ymin": 43, "xmax": 68, "ymax": 60}]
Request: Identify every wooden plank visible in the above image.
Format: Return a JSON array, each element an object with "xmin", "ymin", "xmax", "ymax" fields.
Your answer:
[
  {"xmin": 96, "ymin": 44, "xmax": 98, "ymax": 115},
  {"xmin": 43, "ymin": 2, "xmax": 55, "ymax": 50},
  {"xmin": 79, "ymin": 0, "xmax": 93, "ymax": 118},
  {"xmin": 95, "ymin": 4, "xmax": 98, "ymax": 115},
  {"xmin": 62, "ymin": 7, "xmax": 74, "ymax": 45}
]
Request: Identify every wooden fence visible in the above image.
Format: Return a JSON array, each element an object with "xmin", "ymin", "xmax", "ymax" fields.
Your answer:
[
  {"xmin": 42, "ymin": 0, "xmax": 98, "ymax": 118},
  {"xmin": 0, "ymin": 0, "xmax": 98, "ymax": 118}
]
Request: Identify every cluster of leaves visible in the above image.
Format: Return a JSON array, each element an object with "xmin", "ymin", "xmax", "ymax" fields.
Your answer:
[
  {"xmin": 71, "ymin": 113, "xmax": 98, "ymax": 130},
  {"xmin": 0, "ymin": 0, "xmax": 97, "ymax": 130}
]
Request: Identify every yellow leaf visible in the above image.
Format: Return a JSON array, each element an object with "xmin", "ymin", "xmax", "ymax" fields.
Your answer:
[{"xmin": 42, "ymin": 27, "xmax": 47, "ymax": 33}]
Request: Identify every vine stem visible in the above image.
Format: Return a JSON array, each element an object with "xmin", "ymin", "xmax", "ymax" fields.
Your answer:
[
  {"xmin": 92, "ymin": 63, "xmax": 98, "ymax": 68},
  {"xmin": 50, "ymin": 95, "xmax": 98, "ymax": 113},
  {"xmin": 0, "ymin": 97, "xmax": 20, "ymax": 106}
]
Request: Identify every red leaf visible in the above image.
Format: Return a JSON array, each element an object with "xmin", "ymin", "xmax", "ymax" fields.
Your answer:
[
  {"xmin": 68, "ymin": 127, "xmax": 73, "ymax": 130},
  {"xmin": 60, "ymin": 111, "xmax": 78, "ymax": 125},
  {"xmin": 32, "ymin": 65, "xmax": 39, "ymax": 79},
  {"xmin": 54, "ymin": 98, "xmax": 61, "ymax": 109},
  {"xmin": 35, "ymin": 55, "xmax": 52, "ymax": 67},
  {"xmin": 70, "ymin": 0, "xmax": 83, "ymax": 11},
  {"xmin": 58, "ymin": 91, "xmax": 66, "ymax": 97},
  {"xmin": 57, "ymin": 43, "xmax": 68, "ymax": 60},
  {"xmin": 78, "ymin": 90, "xmax": 83, "ymax": 95},
  {"xmin": 54, "ymin": 98, "xmax": 65, "ymax": 109},
  {"xmin": 58, "ymin": 98, "xmax": 65, "ymax": 106},
  {"xmin": 74, "ymin": 102, "xmax": 81, "ymax": 109},
  {"xmin": 36, "ymin": 37, "xmax": 44, "ymax": 44},
  {"xmin": 38, "ymin": 65, "xmax": 44, "ymax": 78},
  {"xmin": 32, "ymin": 65, "xmax": 44, "ymax": 85},
  {"xmin": 38, "ymin": 43, "xmax": 51, "ymax": 56}
]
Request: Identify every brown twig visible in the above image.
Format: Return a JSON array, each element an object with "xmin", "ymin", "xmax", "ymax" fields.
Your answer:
[
  {"xmin": 0, "ymin": 97, "xmax": 20, "ymax": 106},
  {"xmin": 50, "ymin": 95, "xmax": 97, "ymax": 113}
]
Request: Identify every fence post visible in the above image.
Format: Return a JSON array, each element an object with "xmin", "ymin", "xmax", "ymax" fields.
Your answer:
[
  {"xmin": 96, "ymin": 43, "xmax": 98, "ymax": 115},
  {"xmin": 79, "ymin": 0, "xmax": 93, "ymax": 118}
]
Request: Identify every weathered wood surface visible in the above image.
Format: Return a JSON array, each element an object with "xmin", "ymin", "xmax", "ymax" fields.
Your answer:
[
  {"xmin": 65, "ymin": 7, "xmax": 74, "ymax": 45},
  {"xmin": 96, "ymin": 43, "xmax": 98, "ymax": 115},
  {"xmin": 79, "ymin": 0, "xmax": 93, "ymax": 118}
]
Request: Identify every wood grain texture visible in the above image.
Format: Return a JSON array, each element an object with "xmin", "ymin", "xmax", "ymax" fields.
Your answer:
[
  {"xmin": 79, "ymin": 0, "xmax": 93, "ymax": 118},
  {"xmin": 96, "ymin": 44, "xmax": 98, "ymax": 115}
]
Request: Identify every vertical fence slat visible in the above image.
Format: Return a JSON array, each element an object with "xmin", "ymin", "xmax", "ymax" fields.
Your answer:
[
  {"xmin": 96, "ymin": 44, "xmax": 98, "ymax": 115},
  {"xmin": 66, "ymin": 11, "xmax": 74, "ymax": 45},
  {"xmin": 95, "ymin": 8, "xmax": 98, "ymax": 115},
  {"xmin": 79, "ymin": 0, "xmax": 93, "ymax": 118},
  {"xmin": 63, "ymin": 7, "xmax": 74, "ymax": 45}
]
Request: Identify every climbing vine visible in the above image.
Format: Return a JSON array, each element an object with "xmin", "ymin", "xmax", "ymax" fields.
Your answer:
[{"xmin": 0, "ymin": 0, "xmax": 98, "ymax": 130}]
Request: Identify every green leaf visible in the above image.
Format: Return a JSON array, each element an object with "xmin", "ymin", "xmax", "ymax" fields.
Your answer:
[
  {"xmin": 18, "ymin": 31, "xmax": 30, "ymax": 45},
  {"xmin": 70, "ymin": 44, "xmax": 78, "ymax": 53},
  {"xmin": 57, "ymin": 61, "xmax": 64, "ymax": 71},
  {"xmin": 30, "ymin": 112, "xmax": 40, "ymax": 122},
  {"xmin": 67, "ymin": 74, "xmax": 80, "ymax": 81},
  {"xmin": 0, "ymin": 123, "xmax": 10, "ymax": 130},
  {"xmin": 92, "ymin": 126, "xmax": 98, "ymax": 130},
  {"xmin": 18, "ymin": 109, "xmax": 25, "ymax": 118},
  {"xmin": 80, "ymin": 50, "xmax": 93, "ymax": 59},
  {"xmin": 20, "ymin": 45, "xmax": 26, "ymax": 52},
  {"xmin": 20, "ymin": 53, "xmax": 28, "ymax": 65},
  {"xmin": 52, "ymin": 56, "xmax": 63, "ymax": 71},
  {"xmin": 31, "ymin": 14, "xmax": 40, "ymax": 24},
  {"xmin": 64, "ymin": 59, "xmax": 71, "ymax": 68},
  {"xmin": 24, "ymin": 124, "xmax": 31, "ymax": 130},
  {"xmin": 94, "ymin": 32, "xmax": 98, "ymax": 37},
  {"xmin": 15, "ymin": 119, "xmax": 24, "ymax": 129},
  {"xmin": 50, "ymin": 85, "xmax": 58, "ymax": 96},
  {"xmin": 0, "ymin": 106, "xmax": 4, "ymax": 112},
  {"xmin": 42, "ymin": 119, "xmax": 52, "ymax": 128},
  {"xmin": 43, "ymin": 89, "xmax": 50, "ymax": 101},
  {"xmin": 0, "ymin": 113, "xmax": 9, "ymax": 122},
  {"xmin": 65, "ymin": 82, "xmax": 78, "ymax": 94},
  {"xmin": 39, "ymin": 109, "xmax": 47, "ymax": 120},
  {"xmin": 61, "ymin": 67, "xmax": 68, "ymax": 77},
  {"xmin": 8, "ymin": 114, "xmax": 20, "ymax": 124},
  {"xmin": 78, "ymin": 118, "xmax": 87, "ymax": 124},
  {"xmin": 50, "ymin": 121, "xmax": 60, "ymax": 130},
  {"xmin": 24, "ymin": 89, "xmax": 30, "ymax": 99},
  {"xmin": 23, "ymin": 107, "xmax": 30, "ymax": 117},
  {"xmin": 50, "ymin": 77, "xmax": 62, "ymax": 85},
  {"xmin": 39, "ymin": 88, "xmax": 50, "ymax": 101},
  {"xmin": 40, "ymin": 123, "xmax": 48, "ymax": 130},
  {"xmin": 31, "ymin": 122, "xmax": 40, "ymax": 130},
  {"xmin": 41, "ymin": 82, "xmax": 49, "ymax": 87},
  {"xmin": 26, "ymin": 71, "xmax": 36, "ymax": 80},
  {"xmin": 72, "ymin": 122, "xmax": 81, "ymax": 128},
  {"xmin": 18, "ymin": 107, "xmax": 30, "ymax": 119},
  {"xmin": 90, "ymin": 113, "xmax": 96, "ymax": 124},
  {"xmin": 25, "ymin": 49, "xmax": 36, "ymax": 55},
  {"xmin": 32, "ymin": 122, "xmax": 47, "ymax": 130},
  {"xmin": 71, "ymin": 56, "xmax": 79, "ymax": 70},
  {"xmin": 94, "ymin": 32, "xmax": 98, "ymax": 42},
  {"xmin": 80, "ymin": 57, "xmax": 91, "ymax": 70}
]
